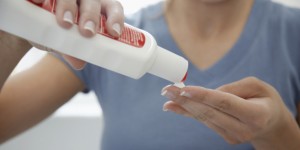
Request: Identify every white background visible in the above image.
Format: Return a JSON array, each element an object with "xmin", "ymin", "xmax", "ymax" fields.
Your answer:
[{"xmin": 1, "ymin": 0, "xmax": 300, "ymax": 150}]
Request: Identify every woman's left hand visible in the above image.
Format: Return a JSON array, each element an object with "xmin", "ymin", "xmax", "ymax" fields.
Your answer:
[{"xmin": 161, "ymin": 77, "xmax": 300, "ymax": 149}]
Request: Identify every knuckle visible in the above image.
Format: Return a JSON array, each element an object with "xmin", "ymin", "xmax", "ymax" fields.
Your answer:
[
  {"xmin": 246, "ymin": 77, "xmax": 265, "ymax": 89},
  {"xmin": 222, "ymin": 131, "xmax": 240, "ymax": 145},
  {"xmin": 107, "ymin": 1, "xmax": 125, "ymax": 21},
  {"xmin": 217, "ymin": 84, "xmax": 233, "ymax": 92},
  {"xmin": 174, "ymin": 97, "xmax": 188, "ymax": 106},
  {"xmin": 58, "ymin": 0, "xmax": 77, "ymax": 9},
  {"xmin": 217, "ymin": 85, "xmax": 230, "ymax": 92},
  {"xmin": 113, "ymin": 0, "xmax": 124, "ymax": 11},
  {"xmin": 250, "ymin": 109, "xmax": 271, "ymax": 130},
  {"xmin": 217, "ymin": 99, "xmax": 231, "ymax": 111},
  {"xmin": 226, "ymin": 138, "xmax": 240, "ymax": 145},
  {"xmin": 252, "ymin": 117, "xmax": 269, "ymax": 130},
  {"xmin": 80, "ymin": 10, "xmax": 100, "ymax": 19},
  {"xmin": 194, "ymin": 113, "xmax": 207, "ymax": 122},
  {"xmin": 32, "ymin": 0, "xmax": 44, "ymax": 3},
  {"xmin": 197, "ymin": 90, "xmax": 209, "ymax": 103},
  {"xmin": 245, "ymin": 76, "xmax": 259, "ymax": 83},
  {"xmin": 203, "ymin": 109, "xmax": 215, "ymax": 119},
  {"xmin": 80, "ymin": 1, "xmax": 101, "ymax": 13},
  {"xmin": 238, "ymin": 131, "xmax": 253, "ymax": 143}
]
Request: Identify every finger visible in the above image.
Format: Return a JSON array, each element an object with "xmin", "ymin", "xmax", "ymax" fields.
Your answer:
[
  {"xmin": 55, "ymin": 0, "xmax": 77, "ymax": 28},
  {"xmin": 168, "ymin": 91, "xmax": 255, "ymax": 144},
  {"xmin": 194, "ymin": 103, "xmax": 252, "ymax": 144},
  {"xmin": 162, "ymin": 86, "xmax": 241, "ymax": 126},
  {"xmin": 217, "ymin": 77, "xmax": 272, "ymax": 98},
  {"xmin": 163, "ymin": 85, "xmax": 255, "ymax": 120},
  {"xmin": 62, "ymin": 55, "xmax": 86, "ymax": 70},
  {"xmin": 164, "ymin": 101, "xmax": 240, "ymax": 144},
  {"xmin": 180, "ymin": 97, "xmax": 252, "ymax": 143},
  {"xmin": 163, "ymin": 101, "xmax": 192, "ymax": 117},
  {"xmin": 101, "ymin": 0, "xmax": 125, "ymax": 37},
  {"xmin": 31, "ymin": 0, "xmax": 45, "ymax": 3},
  {"xmin": 204, "ymin": 119, "xmax": 240, "ymax": 145},
  {"xmin": 167, "ymin": 86, "xmax": 251, "ymax": 118},
  {"xmin": 168, "ymin": 90, "xmax": 249, "ymax": 133},
  {"xmin": 78, "ymin": 0, "xmax": 101, "ymax": 37}
]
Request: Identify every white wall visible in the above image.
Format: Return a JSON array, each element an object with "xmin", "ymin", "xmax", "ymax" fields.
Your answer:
[
  {"xmin": 273, "ymin": 0, "xmax": 300, "ymax": 7},
  {"xmin": 1, "ymin": 0, "xmax": 299, "ymax": 150}
]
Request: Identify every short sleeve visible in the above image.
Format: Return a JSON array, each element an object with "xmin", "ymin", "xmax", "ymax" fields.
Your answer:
[{"xmin": 52, "ymin": 53, "xmax": 93, "ymax": 93}]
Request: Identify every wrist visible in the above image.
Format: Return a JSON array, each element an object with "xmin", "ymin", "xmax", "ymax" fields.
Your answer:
[{"xmin": 251, "ymin": 115, "xmax": 300, "ymax": 150}]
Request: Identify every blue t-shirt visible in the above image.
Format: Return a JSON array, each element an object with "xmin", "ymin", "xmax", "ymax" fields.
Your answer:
[{"xmin": 65, "ymin": 0, "xmax": 300, "ymax": 149}]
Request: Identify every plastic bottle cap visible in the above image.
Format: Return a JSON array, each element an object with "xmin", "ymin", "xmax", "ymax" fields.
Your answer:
[{"xmin": 148, "ymin": 46, "xmax": 188, "ymax": 83}]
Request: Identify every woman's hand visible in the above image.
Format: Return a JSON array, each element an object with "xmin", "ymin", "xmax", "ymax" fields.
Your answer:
[
  {"xmin": 30, "ymin": 0, "xmax": 125, "ymax": 69},
  {"xmin": 161, "ymin": 77, "xmax": 300, "ymax": 149}
]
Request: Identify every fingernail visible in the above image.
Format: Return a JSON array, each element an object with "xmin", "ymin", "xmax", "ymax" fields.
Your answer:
[
  {"xmin": 112, "ymin": 23, "xmax": 121, "ymax": 36},
  {"xmin": 84, "ymin": 20, "xmax": 96, "ymax": 34},
  {"xmin": 161, "ymin": 85, "xmax": 172, "ymax": 93},
  {"xmin": 174, "ymin": 82, "xmax": 185, "ymax": 88},
  {"xmin": 163, "ymin": 107, "xmax": 169, "ymax": 112},
  {"xmin": 63, "ymin": 11, "xmax": 73, "ymax": 24},
  {"xmin": 161, "ymin": 90, "xmax": 167, "ymax": 96},
  {"xmin": 180, "ymin": 91, "xmax": 192, "ymax": 98},
  {"xmin": 161, "ymin": 90, "xmax": 176, "ymax": 99}
]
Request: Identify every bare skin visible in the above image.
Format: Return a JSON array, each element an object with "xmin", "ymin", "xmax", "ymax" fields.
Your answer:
[
  {"xmin": 0, "ymin": 0, "xmax": 124, "ymax": 143},
  {"xmin": 163, "ymin": 0, "xmax": 300, "ymax": 149},
  {"xmin": 165, "ymin": 0, "xmax": 253, "ymax": 70},
  {"xmin": 1, "ymin": 0, "xmax": 300, "ymax": 149},
  {"xmin": 162, "ymin": 78, "xmax": 300, "ymax": 150}
]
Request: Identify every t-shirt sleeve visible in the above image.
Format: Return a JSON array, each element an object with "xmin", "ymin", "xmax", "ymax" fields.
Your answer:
[
  {"xmin": 283, "ymin": 7, "xmax": 300, "ymax": 104},
  {"xmin": 52, "ymin": 53, "xmax": 92, "ymax": 93}
]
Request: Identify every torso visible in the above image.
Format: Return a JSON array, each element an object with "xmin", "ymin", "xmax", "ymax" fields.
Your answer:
[
  {"xmin": 64, "ymin": 0, "xmax": 300, "ymax": 149},
  {"xmin": 164, "ymin": 0, "xmax": 253, "ymax": 70}
]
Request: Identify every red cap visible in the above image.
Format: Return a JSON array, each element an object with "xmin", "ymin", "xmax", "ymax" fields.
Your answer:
[{"xmin": 181, "ymin": 72, "xmax": 188, "ymax": 82}]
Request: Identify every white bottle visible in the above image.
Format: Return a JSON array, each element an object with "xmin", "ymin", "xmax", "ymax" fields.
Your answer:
[{"xmin": 0, "ymin": 0, "xmax": 188, "ymax": 83}]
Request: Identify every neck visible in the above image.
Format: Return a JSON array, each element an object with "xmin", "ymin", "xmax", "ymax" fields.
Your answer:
[{"xmin": 164, "ymin": 0, "xmax": 254, "ymax": 38}]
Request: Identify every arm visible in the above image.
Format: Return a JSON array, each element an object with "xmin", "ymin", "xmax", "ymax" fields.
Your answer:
[
  {"xmin": 0, "ymin": 31, "xmax": 31, "ymax": 90},
  {"xmin": 0, "ymin": 0, "xmax": 125, "ymax": 143},
  {"xmin": 0, "ymin": 54, "xmax": 84, "ymax": 143},
  {"xmin": 1, "ymin": 0, "xmax": 125, "ymax": 82},
  {"xmin": 297, "ymin": 103, "xmax": 300, "ymax": 125},
  {"xmin": 162, "ymin": 77, "xmax": 300, "ymax": 150}
]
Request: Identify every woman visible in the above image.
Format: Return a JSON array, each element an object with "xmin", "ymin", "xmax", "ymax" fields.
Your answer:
[{"xmin": 1, "ymin": 0, "xmax": 300, "ymax": 149}]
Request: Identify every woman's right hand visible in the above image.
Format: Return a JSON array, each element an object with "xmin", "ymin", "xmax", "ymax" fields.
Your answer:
[{"xmin": 30, "ymin": 0, "xmax": 125, "ymax": 69}]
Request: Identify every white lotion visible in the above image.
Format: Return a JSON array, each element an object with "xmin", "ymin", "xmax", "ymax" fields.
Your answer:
[
  {"xmin": 173, "ymin": 82, "xmax": 186, "ymax": 88},
  {"xmin": 0, "ymin": 0, "xmax": 188, "ymax": 83}
]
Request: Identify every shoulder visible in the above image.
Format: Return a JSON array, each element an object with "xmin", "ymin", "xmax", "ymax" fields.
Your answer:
[
  {"xmin": 269, "ymin": 2, "xmax": 300, "ymax": 21},
  {"xmin": 269, "ymin": 2, "xmax": 300, "ymax": 76},
  {"xmin": 267, "ymin": 2, "xmax": 300, "ymax": 36},
  {"xmin": 265, "ymin": 2, "xmax": 300, "ymax": 59}
]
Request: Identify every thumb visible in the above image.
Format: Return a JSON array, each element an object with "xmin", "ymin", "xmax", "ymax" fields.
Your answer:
[{"xmin": 217, "ymin": 77, "xmax": 271, "ymax": 98}]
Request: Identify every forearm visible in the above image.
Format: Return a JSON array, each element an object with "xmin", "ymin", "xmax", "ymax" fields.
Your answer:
[
  {"xmin": 0, "ymin": 31, "xmax": 31, "ymax": 90},
  {"xmin": 252, "ymin": 117, "xmax": 300, "ymax": 150},
  {"xmin": 0, "ymin": 54, "xmax": 84, "ymax": 143}
]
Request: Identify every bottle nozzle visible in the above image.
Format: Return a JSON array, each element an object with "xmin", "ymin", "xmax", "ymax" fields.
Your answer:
[{"xmin": 148, "ymin": 46, "xmax": 188, "ymax": 83}]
